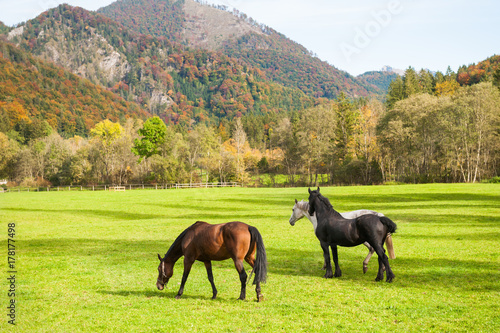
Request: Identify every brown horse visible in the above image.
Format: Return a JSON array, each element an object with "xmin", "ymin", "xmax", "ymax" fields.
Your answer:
[{"xmin": 156, "ymin": 221, "xmax": 267, "ymax": 301}]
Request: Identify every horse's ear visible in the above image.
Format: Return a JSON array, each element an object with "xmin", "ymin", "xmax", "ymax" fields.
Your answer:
[
  {"xmin": 317, "ymin": 187, "xmax": 320, "ymax": 192},
  {"xmin": 158, "ymin": 253, "xmax": 162, "ymax": 261},
  {"xmin": 308, "ymin": 187, "xmax": 311, "ymax": 194},
  {"xmin": 295, "ymin": 199, "xmax": 298, "ymax": 204}
]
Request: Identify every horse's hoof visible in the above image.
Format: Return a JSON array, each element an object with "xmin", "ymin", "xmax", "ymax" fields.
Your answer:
[
  {"xmin": 324, "ymin": 273, "xmax": 334, "ymax": 279},
  {"xmin": 175, "ymin": 295, "xmax": 182, "ymax": 299},
  {"xmin": 375, "ymin": 276, "xmax": 383, "ymax": 282},
  {"xmin": 363, "ymin": 266, "xmax": 368, "ymax": 274}
]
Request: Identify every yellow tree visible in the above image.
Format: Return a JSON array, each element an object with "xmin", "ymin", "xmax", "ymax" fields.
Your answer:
[
  {"xmin": 356, "ymin": 99, "xmax": 385, "ymax": 182},
  {"xmin": 435, "ymin": 80, "xmax": 460, "ymax": 97},
  {"xmin": 90, "ymin": 120, "xmax": 124, "ymax": 183}
]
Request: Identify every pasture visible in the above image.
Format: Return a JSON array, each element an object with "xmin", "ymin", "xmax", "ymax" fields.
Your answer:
[{"xmin": 1, "ymin": 184, "xmax": 499, "ymax": 332}]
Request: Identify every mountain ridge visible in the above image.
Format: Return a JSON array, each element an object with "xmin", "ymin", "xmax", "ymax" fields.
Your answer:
[{"xmin": 98, "ymin": 0, "xmax": 388, "ymax": 98}]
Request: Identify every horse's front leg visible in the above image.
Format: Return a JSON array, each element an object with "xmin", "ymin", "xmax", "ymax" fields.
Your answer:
[
  {"xmin": 320, "ymin": 241, "xmax": 333, "ymax": 278},
  {"xmin": 204, "ymin": 261, "xmax": 217, "ymax": 300},
  {"xmin": 176, "ymin": 257, "xmax": 194, "ymax": 299},
  {"xmin": 234, "ymin": 259, "xmax": 247, "ymax": 300},
  {"xmin": 331, "ymin": 245, "xmax": 342, "ymax": 277}
]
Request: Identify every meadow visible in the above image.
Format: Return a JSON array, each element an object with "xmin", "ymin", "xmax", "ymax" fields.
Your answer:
[{"xmin": 1, "ymin": 184, "xmax": 499, "ymax": 332}]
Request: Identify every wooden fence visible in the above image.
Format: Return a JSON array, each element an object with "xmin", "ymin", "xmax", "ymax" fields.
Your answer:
[{"xmin": 1, "ymin": 182, "xmax": 240, "ymax": 193}]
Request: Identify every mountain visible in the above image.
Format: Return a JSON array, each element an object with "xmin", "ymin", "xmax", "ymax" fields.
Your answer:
[
  {"xmin": 4, "ymin": 4, "xmax": 316, "ymax": 127},
  {"xmin": 98, "ymin": 0, "xmax": 383, "ymax": 98},
  {"xmin": 380, "ymin": 65, "xmax": 405, "ymax": 76},
  {"xmin": 0, "ymin": 37, "xmax": 150, "ymax": 137},
  {"xmin": 357, "ymin": 70, "xmax": 400, "ymax": 93}
]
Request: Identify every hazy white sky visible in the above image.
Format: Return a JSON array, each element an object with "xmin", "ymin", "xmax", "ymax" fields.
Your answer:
[{"xmin": 0, "ymin": 0, "xmax": 498, "ymax": 75}]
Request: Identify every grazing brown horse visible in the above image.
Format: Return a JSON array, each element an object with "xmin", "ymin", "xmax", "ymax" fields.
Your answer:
[{"xmin": 156, "ymin": 221, "xmax": 267, "ymax": 301}]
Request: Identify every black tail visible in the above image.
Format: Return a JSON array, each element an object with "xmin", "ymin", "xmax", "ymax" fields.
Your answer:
[
  {"xmin": 380, "ymin": 216, "xmax": 397, "ymax": 234},
  {"xmin": 248, "ymin": 226, "xmax": 268, "ymax": 285}
]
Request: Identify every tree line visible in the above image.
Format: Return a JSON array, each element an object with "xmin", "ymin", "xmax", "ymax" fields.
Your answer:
[{"xmin": 1, "ymin": 73, "xmax": 498, "ymax": 187}]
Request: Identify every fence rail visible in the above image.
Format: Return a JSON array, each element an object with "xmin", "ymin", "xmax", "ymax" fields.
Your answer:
[{"xmin": 0, "ymin": 182, "xmax": 240, "ymax": 193}]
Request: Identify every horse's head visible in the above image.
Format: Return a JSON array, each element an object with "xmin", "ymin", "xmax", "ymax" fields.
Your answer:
[
  {"xmin": 308, "ymin": 187, "xmax": 321, "ymax": 216},
  {"xmin": 156, "ymin": 254, "xmax": 173, "ymax": 290},
  {"xmin": 289, "ymin": 199, "xmax": 306, "ymax": 226}
]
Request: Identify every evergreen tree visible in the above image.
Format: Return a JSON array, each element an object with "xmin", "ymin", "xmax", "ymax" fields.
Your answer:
[
  {"xmin": 386, "ymin": 76, "xmax": 405, "ymax": 109},
  {"xmin": 403, "ymin": 67, "xmax": 420, "ymax": 97}
]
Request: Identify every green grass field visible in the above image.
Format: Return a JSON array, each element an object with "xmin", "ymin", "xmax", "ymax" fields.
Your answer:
[{"xmin": 1, "ymin": 184, "xmax": 499, "ymax": 332}]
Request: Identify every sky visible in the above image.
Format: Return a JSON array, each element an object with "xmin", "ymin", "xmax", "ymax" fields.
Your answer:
[{"xmin": 0, "ymin": 0, "xmax": 498, "ymax": 76}]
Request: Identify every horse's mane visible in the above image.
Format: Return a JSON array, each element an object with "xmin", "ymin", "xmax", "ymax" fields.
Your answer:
[
  {"xmin": 310, "ymin": 191, "xmax": 344, "ymax": 218},
  {"xmin": 316, "ymin": 192, "xmax": 334, "ymax": 211},
  {"xmin": 297, "ymin": 200, "xmax": 309, "ymax": 211},
  {"xmin": 164, "ymin": 222, "xmax": 196, "ymax": 259}
]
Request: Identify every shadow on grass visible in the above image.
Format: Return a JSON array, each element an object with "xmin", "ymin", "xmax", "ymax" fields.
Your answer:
[
  {"xmin": 98, "ymin": 289, "xmax": 258, "ymax": 302},
  {"xmin": 2, "ymin": 207, "xmax": 164, "ymax": 221},
  {"xmin": 324, "ymin": 192, "xmax": 499, "ymax": 205},
  {"xmin": 97, "ymin": 289, "xmax": 211, "ymax": 300},
  {"xmin": 217, "ymin": 191, "xmax": 499, "ymax": 208}
]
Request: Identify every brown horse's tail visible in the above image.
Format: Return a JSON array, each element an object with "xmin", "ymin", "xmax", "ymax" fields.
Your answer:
[{"xmin": 248, "ymin": 226, "xmax": 268, "ymax": 285}]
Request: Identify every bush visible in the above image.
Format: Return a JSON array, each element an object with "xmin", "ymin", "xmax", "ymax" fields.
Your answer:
[{"xmin": 482, "ymin": 176, "xmax": 500, "ymax": 183}]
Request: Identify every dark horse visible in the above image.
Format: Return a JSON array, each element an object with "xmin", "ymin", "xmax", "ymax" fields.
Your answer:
[
  {"xmin": 156, "ymin": 221, "xmax": 267, "ymax": 301},
  {"xmin": 308, "ymin": 188, "xmax": 397, "ymax": 282}
]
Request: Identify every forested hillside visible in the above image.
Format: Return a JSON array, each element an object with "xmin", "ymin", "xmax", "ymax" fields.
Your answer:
[
  {"xmin": 0, "ymin": 38, "xmax": 149, "ymax": 138},
  {"xmin": 5, "ymin": 5, "xmax": 315, "ymax": 128},
  {"xmin": 456, "ymin": 55, "xmax": 500, "ymax": 86},
  {"xmin": 98, "ymin": 0, "xmax": 384, "ymax": 98},
  {"xmin": 358, "ymin": 71, "xmax": 400, "ymax": 93}
]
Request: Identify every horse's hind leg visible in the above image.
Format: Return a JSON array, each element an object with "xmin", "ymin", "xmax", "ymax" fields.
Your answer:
[
  {"xmin": 245, "ymin": 255, "xmax": 263, "ymax": 302},
  {"xmin": 362, "ymin": 243, "xmax": 384, "ymax": 273},
  {"xmin": 362, "ymin": 242, "xmax": 374, "ymax": 274},
  {"xmin": 234, "ymin": 259, "xmax": 247, "ymax": 300},
  {"xmin": 373, "ymin": 245, "xmax": 395, "ymax": 283},
  {"xmin": 204, "ymin": 261, "xmax": 217, "ymax": 300}
]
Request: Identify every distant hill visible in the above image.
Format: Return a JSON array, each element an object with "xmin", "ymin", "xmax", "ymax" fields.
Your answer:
[
  {"xmin": 0, "ymin": 38, "xmax": 150, "ymax": 137},
  {"xmin": 98, "ymin": 0, "xmax": 383, "ymax": 98},
  {"xmin": 0, "ymin": 21, "xmax": 10, "ymax": 35},
  {"xmin": 457, "ymin": 54, "xmax": 500, "ymax": 86},
  {"xmin": 357, "ymin": 70, "xmax": 400, "ymax": 94},
  {"xmin": 5, "ymin": 4, "xmax": 316, "ymax": 127}
]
